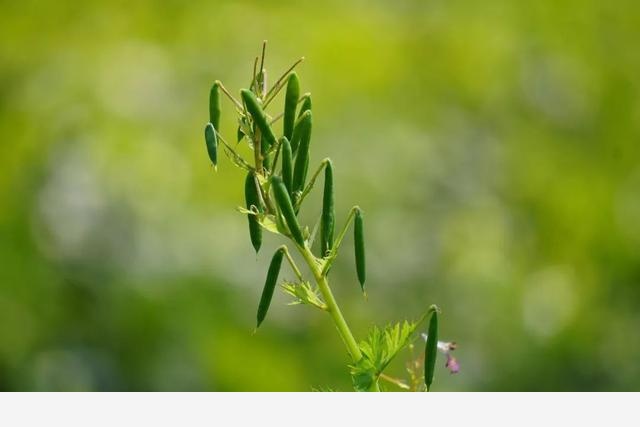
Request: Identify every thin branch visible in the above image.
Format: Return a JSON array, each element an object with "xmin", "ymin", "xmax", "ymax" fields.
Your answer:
[
  {"xmin": 259, "ymin": 41, "xmax": 267, "ymax": 80},
  {"xmin": 268, "ymin": 96, "xmax": 308, "ymax": 126},
  {"xmin": 216, "ymin": 80, "xmax": 244, "ymax": 111},
  {"xmin": 296, "ymin": 158, "xmax": 330, "ymax": 209},
  {"xmin": 217, "ymin": 133, "xmax": 253, "ymax": 170},
  {"xmin": 250, "ymin": 56, "xmax": 258, "ymax": 92},
  {"xmin": 379, "ymin": 373, "xmax": 410, "ymax": 390},
  {"xmin": 321, "ymin": 206, "xmax": 359, "ymax": 276},
  {"xmin": 263, "ymin": 57, "xmax": 305, "ymax": 108},
  {"xmin": 281, "ymin": 245, "xmax": 304, "ymax": 282}
]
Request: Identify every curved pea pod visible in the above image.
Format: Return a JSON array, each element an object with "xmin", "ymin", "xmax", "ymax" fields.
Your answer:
[
  {"xmin": 204, "ymin": 123, "xmax": 218, "ymax": 168},
  {"xmin": 424, "ymin": 310, "xmax": 439, "ymax": 391},
  {"xmin": 256, "ymin": 247, "xmax": 285, "ymax": 328},
  {"xmin": 320, "ymin": 160, "xmax": 335, "ymax": 257},
  {"xmin": 298, "ymin": 94, "xmax": 312, "ymax": 119},
  {"xmin": 271, "ymin": 175, "xmax": 305, "ymax": 246},
  {"xmin": 281, "ymin": 137, "xmax": 293, "ymax": 195},
  {"xmin": 354, "ymin": 208, "xmax": 366, "ymax": 290},
  {"xmin": 209, "ymin": 82, "xmax": 221, "ymax": 130},
  {"xmin": 290, "ymin": 109, "xmax": 312, "ymax": 156},
  {"xmin": 283, "ymin": 73, "xmax": 300, "ymax": 141},
  {"xmin": 244, "ymin": 171, "xmax": 263, "ymax": 253},
  {"xmin": 292, "ymin": 111, "xmax": 312, "ymax": 194},
  {"xmin": 240, "ymin": 89, "xmax": 277, "ymax": 155}
]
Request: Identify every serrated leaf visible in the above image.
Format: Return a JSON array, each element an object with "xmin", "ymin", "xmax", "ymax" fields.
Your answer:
[
  {"xmin": 281, "ymin": 280, "xmax": 326, "ymax": 310},
  {"xmin": 352, "ymin": 307, "xmax": 436, "ymax": 389},
  {"xmin": 349, "ymin": 357, "xmax": 377, "ymax": 392}
]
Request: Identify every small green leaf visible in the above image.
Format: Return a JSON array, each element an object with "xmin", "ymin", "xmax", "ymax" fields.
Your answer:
[
  {"xmin": 237, "ymin": 126, "xmax": 245, "ymax": 143},
  {"xmin": 281, "ymin": 280, "xmax": 326, "ymax": 310},
  {"xmin": 353, "ymin": 306, "xmax": 436, "ymax": 389},
  {"xmin": 257, "ymin": 215, "xmax": 281, "ymax": 234},
  {"xmin": 349, "ymin": 357, "xmax": 377, "ymax": 392}
]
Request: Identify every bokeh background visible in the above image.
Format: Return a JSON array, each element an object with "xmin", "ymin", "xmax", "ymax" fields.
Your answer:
[{"xmin": 1, "ymin": 0, "xmax": 639, "ymax": 391}]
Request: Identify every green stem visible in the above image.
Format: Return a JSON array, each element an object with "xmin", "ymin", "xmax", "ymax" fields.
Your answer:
[
  {"xmin": 295, "ymin": 244, "xmax": 381, "ymax": 391},
  {"xmin": 297, "ymin": 245, "xmax": 361, "ymax": 362},
  {"xmin": 295, "ymin": 158, "xmax": 329, "ymax": 210},
  {"xmin": 281, "ymin": 245, "xmax": 304, "ymax": 282}
]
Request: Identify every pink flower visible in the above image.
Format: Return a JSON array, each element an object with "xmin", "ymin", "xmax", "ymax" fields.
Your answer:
[
  {"xmin": 445, "ymin": 353, "xmax": 460, "ymax": 374},
  {"xmin": 422, "ymin": 334, "xmax": 460, "ymax": 374}
]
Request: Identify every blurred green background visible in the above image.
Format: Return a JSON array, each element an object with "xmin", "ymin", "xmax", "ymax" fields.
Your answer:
[{"xmin": 1, "ymin": 0, "xmax": 639, "ymax": 391}]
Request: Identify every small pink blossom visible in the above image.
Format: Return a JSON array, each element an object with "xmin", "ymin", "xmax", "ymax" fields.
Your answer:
[{"xmin": 422, "ymin": 333, "xmax": 460, "ymax": 374}]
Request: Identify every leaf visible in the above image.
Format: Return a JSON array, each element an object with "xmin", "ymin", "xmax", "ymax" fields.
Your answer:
[
  {"xmin": 257, "ymin": 215, "xmax": 282, "ymax": 234},
  {"xmin": 236, "ymin": 206, "xmax": 257, "ymax": 215},
  {"xmin": 238, "ymin": 116, "xmax": 252, "ymax": 143},
  {"xmin": 351, "ymin": 306, "xmax": 436, "ymax": 389},
  {"xmin": 281, "ymin": 281, "xmax": 326, "ymax": 310},
  {"xmin": 349, "ymin": 357, "xmax": 377, "ymax": 392}
]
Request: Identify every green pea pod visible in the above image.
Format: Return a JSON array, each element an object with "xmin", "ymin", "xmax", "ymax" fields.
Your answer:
[
  {"xmin": 283, "ymin": 73, "xmax": 300, "ymax": 141},
  {"xmin": 209, "ymin": 82, "xmax": 221, "ymax": 130},
  {"xmin": 292, "ymin": 111, "xmax": 312, "ymax": 194},
  {"xmin": 302, "ymin": 153, "xmax": 309, "ymax": 191},
  {"xmin": 244, "ymin": 171, "xmax": 263, "ymax": 253},
  {"xmin": 204, "ymin": 123, "xmax": 218, "ymax": 167},
  {"xmin": 290, "ymin": 109, "xmax": 312, "ymax": 156},
  {"xmin": 424, "ymin": 310, "xmax": 439, "ymax": 391},
  {"xmin": 354, "ymin": 208, "xmax": 366, "ymax": 290},
  {"xmin": 256, "ymin": 247, "xmax": 285, "ymax": 328},
  {"xmin": 281, "ymin": 137, "xmax": 293, "ymax": 195},
  {"xmin": 271, "ymin": 175, "xmax": 305, "ymax": 246},
  {"xmin": 263, "ymin": 154, "xmax": 272, "ymax": 172},
  {"xmin": 320, "ymin": 160, "xmax": 335, "ymax": 257},
  {"xmin": 241, "ymin": 89, "xmax": 277, "ymax": 155},
  {"xmin": 298, "ymin": 94, "xmax": 312, "ymax": 119}
]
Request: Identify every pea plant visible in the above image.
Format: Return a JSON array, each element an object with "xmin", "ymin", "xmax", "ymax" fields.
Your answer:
[{"xmin": 203, "ymin": 42, "xmax": 458, "ymax": 391}]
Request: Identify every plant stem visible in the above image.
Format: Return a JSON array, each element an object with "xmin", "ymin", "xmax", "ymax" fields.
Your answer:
[
  {"xmin": 297, "ymin": 244, "xmax": 381, "ymax": 391},
  {"xmin": 298, "ymin": 245, "xmax": 361, "ymax": 361}
]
